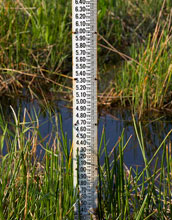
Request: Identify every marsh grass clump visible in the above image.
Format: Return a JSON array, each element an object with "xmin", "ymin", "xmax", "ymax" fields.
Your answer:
[
  {"xmin": 0, "ymin": 0, "xmax": 71, "ymax": 69},
  {"xmin": 0, "ymin": 0, "xmax": 72, "ymax": 96},
  {"xmin": 104, "ymin": 2, "xmax": 172, "ymax": 117},
  {"xmin": 0, "ymin": 108, "xmax": 75, "ymax": 219},
  {"xmin": 97, "ymin": 121, "xmax": 172, "ymax": 219},
  {"xmin": 0, "ymin": 108, "xmax": 172, "ymax": 219}
]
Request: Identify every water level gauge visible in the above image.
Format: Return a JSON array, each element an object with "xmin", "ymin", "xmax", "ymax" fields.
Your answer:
[{"xmin": 72, "ymin": 0, "xmax": 98, "ymax": 219}]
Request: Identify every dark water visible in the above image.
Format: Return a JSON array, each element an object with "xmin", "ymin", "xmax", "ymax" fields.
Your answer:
[{"xmin": 1, "ymin": 98, "xmax": 172, "ymax": 169}]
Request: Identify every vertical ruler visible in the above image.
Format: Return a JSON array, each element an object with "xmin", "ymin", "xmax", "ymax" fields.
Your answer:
[{"xmin": 72, "ymin": 0, "xmax": 98, "ymax": 219}]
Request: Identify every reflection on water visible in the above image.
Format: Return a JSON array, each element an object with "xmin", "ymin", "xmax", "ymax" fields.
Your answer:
[
  {"xmin": 99, "ymin": 108, "xmax": 172, "ymax": 168},
  {"xmin": 0, "ymin": 97, "xmax": 172, "ymax": 168}
]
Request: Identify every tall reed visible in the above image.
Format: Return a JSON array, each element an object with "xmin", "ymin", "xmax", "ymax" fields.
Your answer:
[
  {"xmin": 112, "ymin": 1, "xmax": 172, "ymax": 117},
  {"xmin": 0, "ymin": 107, "xmax": 172, "ymax": 219}
]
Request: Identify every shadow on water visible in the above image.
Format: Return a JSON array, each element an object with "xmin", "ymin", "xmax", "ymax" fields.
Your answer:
[{"xmin": 0, "ymin": 96, "xmax": 172, "ymax": 169}]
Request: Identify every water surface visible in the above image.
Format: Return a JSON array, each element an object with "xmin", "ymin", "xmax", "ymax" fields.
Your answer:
[
  {"xmin": 1, "ymin": 97, "xmax": 172, "ymax": 169},
  {"xmin": 3, "ymin": 98, "xmax": 170, "ymax": 169}
]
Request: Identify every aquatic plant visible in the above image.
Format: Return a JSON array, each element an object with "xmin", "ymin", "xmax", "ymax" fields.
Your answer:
[
  {"xmin": 100, "ymin": 0, "xmax": 172, "ymax": 117},
  {"xmin": 0, "ymin": 107, "xmax": 172, "ymax": 219}
]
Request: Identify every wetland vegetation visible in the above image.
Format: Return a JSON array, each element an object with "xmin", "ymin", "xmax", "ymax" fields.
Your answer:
[
  {"xmin": 0, "ymin": 107, "xmax": 172, "ymax": 219},
  {"xmin": 0, "ymin": 0, "xmax": 172, "ymax": 219},
  {"xmin": 0, "ymin": 0, "xmax": 171, "ymax": 114}
]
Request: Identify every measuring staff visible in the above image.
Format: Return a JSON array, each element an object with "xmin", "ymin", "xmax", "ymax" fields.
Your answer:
[{"xmin": 72, "ymin": 0, "xmax": 98, "ymax": 219}]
